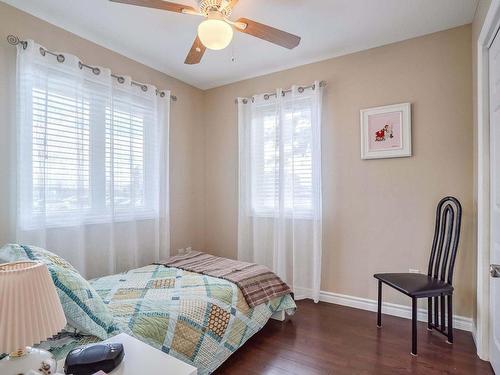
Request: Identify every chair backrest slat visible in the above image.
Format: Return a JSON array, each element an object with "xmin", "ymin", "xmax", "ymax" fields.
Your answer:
[
  {"xmin": 427, "ymin": 197, "xmax": 462, "ymax": 284},
  {"xmin": 427, "ymin": 202, "xmax": 442, "ymax": 276},
  {"xmin": 432, "ymin": 207, "xmax": 448, "ymax": 278},
  {"xmin": 439, "ymin": 206, "xmax": 454, "ymax": 281}
]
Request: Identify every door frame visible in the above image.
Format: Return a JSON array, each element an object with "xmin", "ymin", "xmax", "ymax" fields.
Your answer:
[{"xmin": 477, "ymin": 0, "xmax": 500, "ymax": 361}]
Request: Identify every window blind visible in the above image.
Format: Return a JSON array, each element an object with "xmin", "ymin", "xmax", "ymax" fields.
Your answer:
[
  {"xmin": 105, "ymin": 97, "xmax": 154, "ymax": 214},
  {"xmin": 32, "ymin": 85, "xmax": 92, "ymax": 217},
  {"xmin": 21, "ymin": 66, "xmax": 158, "ymax": 228},
  {"xmin": 251, "ymin": 96, "xmax": 314, "ymax": 217}
]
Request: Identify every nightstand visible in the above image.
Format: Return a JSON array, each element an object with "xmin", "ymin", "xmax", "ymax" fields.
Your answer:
[{"xmin": 57, "ymin": 333, "xmax": 197, "ymax": 375}]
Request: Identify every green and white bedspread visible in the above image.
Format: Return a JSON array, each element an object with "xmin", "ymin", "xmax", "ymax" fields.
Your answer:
[{"xmin": 41, "ymin": 264, "xmax": 296, "ymax": 374}]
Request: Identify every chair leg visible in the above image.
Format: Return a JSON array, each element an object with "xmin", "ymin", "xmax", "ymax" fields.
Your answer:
[
  {"xmin": 427, "ymin": 297, "xmax": 432, "ymax": 330},
  {"xmin": 377, "ymin": 280, "xmax": 382, "ymax": 328},
  {"xmin": 440, "ymin": 295, "xmax": 445, "ymax": 330},
  {"xmin": 434, "ymin": 296, "xmax": 439, "ymax": 328},
  {"xmin": 411, "ymin": 297, "xmax": 418, "ymax": 356},
  {"xmin": 447, "ymin": 295, "xmax": 453, "ymax": 344}
]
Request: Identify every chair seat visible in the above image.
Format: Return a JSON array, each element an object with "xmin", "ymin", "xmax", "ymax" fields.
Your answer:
[{"xmin": 374, "ymin": 273, "xmax": 453, "ymax": 298}]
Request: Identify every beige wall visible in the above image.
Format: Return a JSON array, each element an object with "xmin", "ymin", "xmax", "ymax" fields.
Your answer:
[
  {"xmin": 0, "ymin": 2, "xmax": 205, "ymax": 252},
  {"xmin": 203, "ymin": 25, "xmax": 474, "ymax": 317}
]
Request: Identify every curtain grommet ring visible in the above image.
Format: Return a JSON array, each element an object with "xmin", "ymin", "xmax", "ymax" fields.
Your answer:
[
  {"xmin": 92, "ymin": 67, "xmax": 101, "ymax": 75},
  {"xmin": 78, "ymin": 61, "xmax": 83, "ymax": 70},
  {"xmin": 39, "ymin": 47, "xmax": 46, "ymax": 56},
  {"xmin": 160, "ymin": 91, "xmax": 165, "ymax": 98},
  {"xmin": 57, "ymin": 54, "xmax": 65, "ymax": 63},
  {"xmin": 298, "ymin": 87, "xmax": 304, "ymax": 93},
  {"xmin": 242, "ymin": 98, "xmax": 248, "ymax": 104},
  {"xmin": 117, "ymin": 76, "xmax": 125, "ymax": 84},
  {"xmin": 141, "ymin": 85, "xmax": 148, "ymax": 92},
  {"xmin": 264, "ymin": 94, "xmax": 270, "ymax": 100}
]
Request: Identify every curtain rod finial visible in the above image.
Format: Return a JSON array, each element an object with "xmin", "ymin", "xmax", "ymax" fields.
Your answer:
[
  {"xmin": 7, "ymin": 35, "xmax": 27, "ymax": 49},
  {"xmin": 7, "ymin": 34, "xmax": 19, "ymax": 45}
]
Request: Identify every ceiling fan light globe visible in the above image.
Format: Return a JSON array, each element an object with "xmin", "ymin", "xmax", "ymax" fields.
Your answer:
[{"xmin": 197, "ymin": 19, "xmax": 233, "ymax": 50}]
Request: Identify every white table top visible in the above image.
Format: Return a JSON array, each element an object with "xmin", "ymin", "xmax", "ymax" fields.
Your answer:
[{"xmin": 57, "ymin": 333, "xmax": 197, "ymax": 375}]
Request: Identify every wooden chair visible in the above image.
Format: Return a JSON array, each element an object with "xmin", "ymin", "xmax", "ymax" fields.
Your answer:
[{"xmin": 374, "ymin": 196, "xmax": 462, "ymax": 356}]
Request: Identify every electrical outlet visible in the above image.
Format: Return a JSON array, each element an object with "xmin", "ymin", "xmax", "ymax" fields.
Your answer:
[{"xmin": 409, "ymin": 268, "xmax": 420, "ymax": 274}]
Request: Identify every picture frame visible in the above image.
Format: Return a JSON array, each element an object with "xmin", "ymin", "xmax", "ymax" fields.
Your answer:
[{"xmin": 360, "ymin": 102, "xmax": 411, "ymax": 160}]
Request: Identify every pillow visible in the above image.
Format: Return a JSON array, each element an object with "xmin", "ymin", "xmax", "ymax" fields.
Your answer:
[{"xmin": 0, "ymin": 243, "xmax": 115, "ymax": 340}]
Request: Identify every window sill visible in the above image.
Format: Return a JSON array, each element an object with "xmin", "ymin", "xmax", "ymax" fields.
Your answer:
[
  {"xmin": 19, "ymin": 210, "xmax": 159, "ymax": 231},
  {"xmin": 248, "ymin": 211, "xmax": 316, "ymax": 221}
]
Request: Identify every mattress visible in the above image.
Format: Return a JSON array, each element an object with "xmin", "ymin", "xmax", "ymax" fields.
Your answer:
[{"xmin": 39, "ymin": 264, "xmax": 296, "ymax": 374}]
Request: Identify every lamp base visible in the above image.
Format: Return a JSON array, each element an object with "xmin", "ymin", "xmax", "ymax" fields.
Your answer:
[{"xmin": 0, "ymin": 347, "xmax": 57, "ymax": 375}]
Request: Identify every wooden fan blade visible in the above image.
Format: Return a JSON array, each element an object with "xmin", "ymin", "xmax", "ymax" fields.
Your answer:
[
  {"xmin": 109, "ymin": 0, "xmax": 197, "ymax": 14},
  {"xmin": 185, "ymin": 36, "xmax": 206, "ymax": 65},
  {"xmin": 235, "ymin": 18, "xmax": 301, "ymax": 49}
]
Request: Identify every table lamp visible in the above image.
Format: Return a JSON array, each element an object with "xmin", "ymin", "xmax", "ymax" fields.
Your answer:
[{"xmin": 0, "ymin": 261, "xmax": 67, "ymax": 375}]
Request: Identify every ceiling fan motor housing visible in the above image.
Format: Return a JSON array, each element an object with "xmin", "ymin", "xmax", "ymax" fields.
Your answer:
[{"xmin": 198, "ymin": 0, "xmax": 232, "ymax": 17}]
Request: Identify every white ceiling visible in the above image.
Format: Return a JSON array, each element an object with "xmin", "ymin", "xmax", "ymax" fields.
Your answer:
[{"xmin": 3, "ymin": 0, "xmax": 478, "ymax": 90}]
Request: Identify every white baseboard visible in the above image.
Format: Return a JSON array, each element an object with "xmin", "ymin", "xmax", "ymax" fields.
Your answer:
[{"xmin": 295, "ymin": 289, "xmax": 473, "ymax": 332}]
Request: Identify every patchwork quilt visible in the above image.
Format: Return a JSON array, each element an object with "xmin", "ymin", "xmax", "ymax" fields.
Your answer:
[{"xmin": 40, "ymin": 264, "xmax": 296, "ymax": 374}]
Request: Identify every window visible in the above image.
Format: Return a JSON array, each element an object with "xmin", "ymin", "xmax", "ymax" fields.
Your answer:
[
  {"xmin": 104, "ymin": 95, "xmax": 157, "ymax": 216},
  {"xmin": 250, "ymin": 95, "xmax": 315, "ymax": 217},
  {"xmin": 21, "ymin": 72, "xmax": 159, "ymax": 228},
  {"xmin": 106, "ymin": 108, "xmax": 145, "ymax": 210},
  {"xmin": 32, "ymin": 87, "xmax": 91, "ymax": 216}
]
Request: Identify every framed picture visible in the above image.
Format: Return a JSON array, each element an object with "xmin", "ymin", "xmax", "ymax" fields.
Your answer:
[{"xmin": 360, "ymin": 102, "xmax": 411, "ymax": 160}]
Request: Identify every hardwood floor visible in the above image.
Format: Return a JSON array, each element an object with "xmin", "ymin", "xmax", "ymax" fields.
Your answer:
[{"xmin": 215, "ymin": 300, "xmax": 493, "ymax": 375}]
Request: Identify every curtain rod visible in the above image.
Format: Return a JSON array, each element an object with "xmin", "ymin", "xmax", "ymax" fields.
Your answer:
[
  {"xmin": 7, "ymin": 35, "xmax": 177, "ymax": 102},
  {"xmin": 235, "ymin": 80, "xmax": 327, "ymax": 104}
]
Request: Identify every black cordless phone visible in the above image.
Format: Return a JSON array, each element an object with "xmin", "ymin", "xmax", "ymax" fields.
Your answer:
[{"xmin": 64, "ymin": 343, "xmax": 124, "ymax": 375}]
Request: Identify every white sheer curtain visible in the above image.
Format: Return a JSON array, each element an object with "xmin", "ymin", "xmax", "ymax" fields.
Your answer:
[
  {"xmin": 238, "ymin": 81, "xmax": 323, "ymax": 302},
  {"xmin": 15, "ymin": 40, "xmax": 170, "ymax": 278}
]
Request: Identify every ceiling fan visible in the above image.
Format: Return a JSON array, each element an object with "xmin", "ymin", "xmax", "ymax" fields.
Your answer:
[{"xmin": 109, "ymin": 0, "xmax": 301, "ymax": 64}]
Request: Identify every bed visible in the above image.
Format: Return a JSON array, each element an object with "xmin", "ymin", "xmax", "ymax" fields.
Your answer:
[{"xmin": 38, "ymin": 263, "xmax": 296, "ymax": 374}]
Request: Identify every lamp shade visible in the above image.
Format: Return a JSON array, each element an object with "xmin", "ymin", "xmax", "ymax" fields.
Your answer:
[
  {"xmin": 197, "ymin": 18, "xmax": 233, "ymax": 50},
  {"xmin": 0, "ymin": 261, "xmax": 66, "ymax": 353}
]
